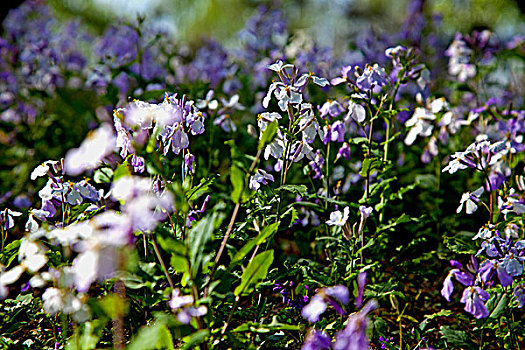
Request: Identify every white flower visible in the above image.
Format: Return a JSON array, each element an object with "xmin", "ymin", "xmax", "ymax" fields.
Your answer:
[
  {"xmin": 30, "ymin": 160, "xmax": 60, "ymax": 180},
  {"xmin": 64, "ymin": 123, "xmax": 116, "ymax": 176},
  {"xmin": 456, "ymin": 187, "xmax": 484, "ymax": 214},
  {"xmin": 42, "ymin": 287, "xmax": 63, "ymax": 314},
  {"xmin": 326, "ymin": 207, "xmax": 350, "ymax": 226},
  {"xmin": 346, "ymin": 101, "xmax": 366, "ymax": 124}
]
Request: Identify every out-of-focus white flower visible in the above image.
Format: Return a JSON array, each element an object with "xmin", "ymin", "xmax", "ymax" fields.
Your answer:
[{"xmin": 64, "ymin": 123, "xmax": 116, "ymax": 176}]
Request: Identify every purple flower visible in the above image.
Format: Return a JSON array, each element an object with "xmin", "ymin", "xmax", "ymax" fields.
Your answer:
[
  {"xmin": 336, "ymin": 142, "xmax": 351, "ymax": 161},
  {"xmin": 331, "ymin": 65, "xmax": 353, "ymax": 86},
  {"xmin": 460, "ymin": 286, "xmax": 489, "ymax": 319},
  {"xmin": 131, "ymin": 155, "xmax": 145, "ymax": 174},
  {"xmin": 318, "ymin": 101, "xmax": 344, "ymax": 120},
  {"xmin": 355, "ymin": 272, "xmax": 367, "ymax": 308},
  {"xmin": 325, "ymin": 285, "xmax": 350, "ymax": 305},
  {"xmin": 331, "ymin": 121, "xmax": 345, "ymax": 143},
  {"xmin": 479, "ymin": 260, "xmax": 513, "ymax": 287},
  {"xmin": 184, "ymin": 153, "xmax": 196, "ymax": 175},
  {"xmin": 302, "ymin": 329, "xmax": 331, "ymax": 350},
  {"xmin": 513, "ymin": 284, "xmax": 525, "ymax": 308},
  {"xmin": 356, "ymin": 64, "xmax": 388, "ymax": 92},
  {"xmin": 333, "ymin": 300, "xmax": 378, "ymax": 350},
  {"xmin": 302, "ymin": 285, "xmax": 350, "ymax": 323},
  {"xmin": 441, "ymin": 260, "xmax": 475, "ymax": 302}
]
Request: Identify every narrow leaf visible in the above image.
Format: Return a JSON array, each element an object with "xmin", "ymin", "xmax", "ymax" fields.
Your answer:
[{"xmin": 234, "ymin": 250, "xmax": 274, "ymax": 296}]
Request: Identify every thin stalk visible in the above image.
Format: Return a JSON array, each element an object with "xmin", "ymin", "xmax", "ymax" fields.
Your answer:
[
  {"xmin": 480, "ymin": 164, "xmax": 494, "ymax": 224},
  {"xmin": 399, "ymin": 320, "xmax": 403, "ymax": 350},
  {"xmin": 365, "ymin": 118, "xmax": 374, "ymax": 200},
  {"xmin": 204, "ymin": 150, "xmax": 262, "ymax": 297},
  {"xmin": 151, "ymin": 237, "xmax": 175, "ymax": 290},
  {"xmin": 112, "ymin": 279, "xmax": 126, "ymax": 350},
  {"xmin": 1, "ymin": 227, "xmax": 5, "ymax": 252},
  {"xmin": 324, "ymin": 141, "xmax": 330, "ymax": 210},
  {"xmin": 184, "ymin": 258, "xmax": 208, "ymax": 350},
  {"xmin": 221, "ymin": 296, "xmax": 240, "ymax": 335}
]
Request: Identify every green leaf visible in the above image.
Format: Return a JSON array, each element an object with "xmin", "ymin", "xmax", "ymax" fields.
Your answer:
[
  {"xmin": 66, "ymin": 320, "xmax": 107, "ymax": 350},
  {"xmin": 181, "ymin": 330, "xmax": 209, "ymax": 350},
  {"xmin": 98, "ymin": 294, "xmax": 129, "ymax": 319},
  {"xmin": 230, "ymin": 165, "xmax": 244, "ymax": 204},
  {"xmin": 488, "ymin": 293, "xmax": 509, "ymax": 319},
  {"xmin": 127, "ymin": 320, "xmax": 175, "ymax": 350},
  {"xmin": 188, "ymin": 213, "xmax": 217, "ymax": 278},
  {"xmin": 258, "ymin": 120, "xmax": 278, "ymax": 150},
  {"xmin": 377, "ymin": 213, "xmax": 416, "ymax": 233},
  {"xmin": 113, "ymin": 161, "xmax": 131, "ymax": 181},
  {"xmin": 276, "ymin": 184, "xmax": 308, "ymax": 197},
  {"xmin": 443, "ymin": 231, "xmax": 477, "ymax": 255},
  {"xmin": 232, "ymin": 316, "xmax": 300, "ymax": 333},
  {"xmin": 424, "ymin": 309, "xmax": 453, "ymax": 320},
  {"xmin": 359, "ymin": 157, "xmax": 382, "ymax": 177},
  {"xmin": 93, "ymin": 167, "xmax": 113, "ymax": 183},
  {"xmin": 234, "ymin": 250, "xmax": 274, "ymax": 297},
  {"xmin": 187, "ymin": 177, "xmax": 214, "ymax": 202},
  {"xmin": 0, "ymin": 240, "xmax": 21, "ymax": 267},
  {"xmin": 231, "ymin": 222, "xmax": 280, "ymax": 266},
  {"xmin": 439, "ymin": 326, "xmax": 476, "ymax": 350}
]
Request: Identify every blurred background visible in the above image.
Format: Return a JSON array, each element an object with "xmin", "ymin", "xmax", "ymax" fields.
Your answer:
[{"xmin": 2, "ymin": 0, "xmax": 525, "ymax": 48}]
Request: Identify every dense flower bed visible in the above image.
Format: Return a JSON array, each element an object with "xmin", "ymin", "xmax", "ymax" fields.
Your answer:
[{"xmin": 0, "ymin": 1, "xmax": 524, "ymax": 349}]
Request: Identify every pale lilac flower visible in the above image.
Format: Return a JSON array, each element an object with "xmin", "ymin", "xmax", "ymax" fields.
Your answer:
[
  {"xmin": 359, "ymin": 206, "xmax": 373, "ymax": 219},
  {"xmin": 302, "ymin": 295, "xmax": 327, "ymax": 323},
  {"xmin": 346, "ymin": 101, "xmax": 366, "ymax": 124},
  {"xmin": 479, "ymin": 260, "xmax": 513, "ymax": 287},
  {"xmin": 249, "ymin": 169, "xmax": 275, "ymax": 190},
  {"xmin": 330, "ymin": 65, "xmax": 352, "ymax": 86},
  {"xmin": 257, "ymin": 112, "xmax": 282, "ymax": 132},
  {"xmin": 302, "ymin": 285, "xmax": 350, "ymax": 323},
  {"xmin": 196, "ymin": 90, "xmax": 218, "ymax": 110},
  {"xmin": 318, "ymin": 100, "xmax": 344, "ymax": 120},
  {"xmin": 404, "ymin": 107, "xmax": 435, "ymax": 146},
  {"xmin": 356, "ymin": 64, "xmax": 388, "ymax": 92},
  {"xmin": 169, "ymin": 288, "xmax": 207, "ymax": 324},
  {"xmin": 1, "ymin": 208, "xmax": 22, "ymax": 230},
  {"xmin": 267, "ymin": 59, "xmax": 293, "ymax": 73},
  {"xmin": 213, "ymin": 114, "xmax": 237, "ymax": 133},
  {"xmin": 445, "ymin": 34, "xmax": 476, "ymax": 82}
]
